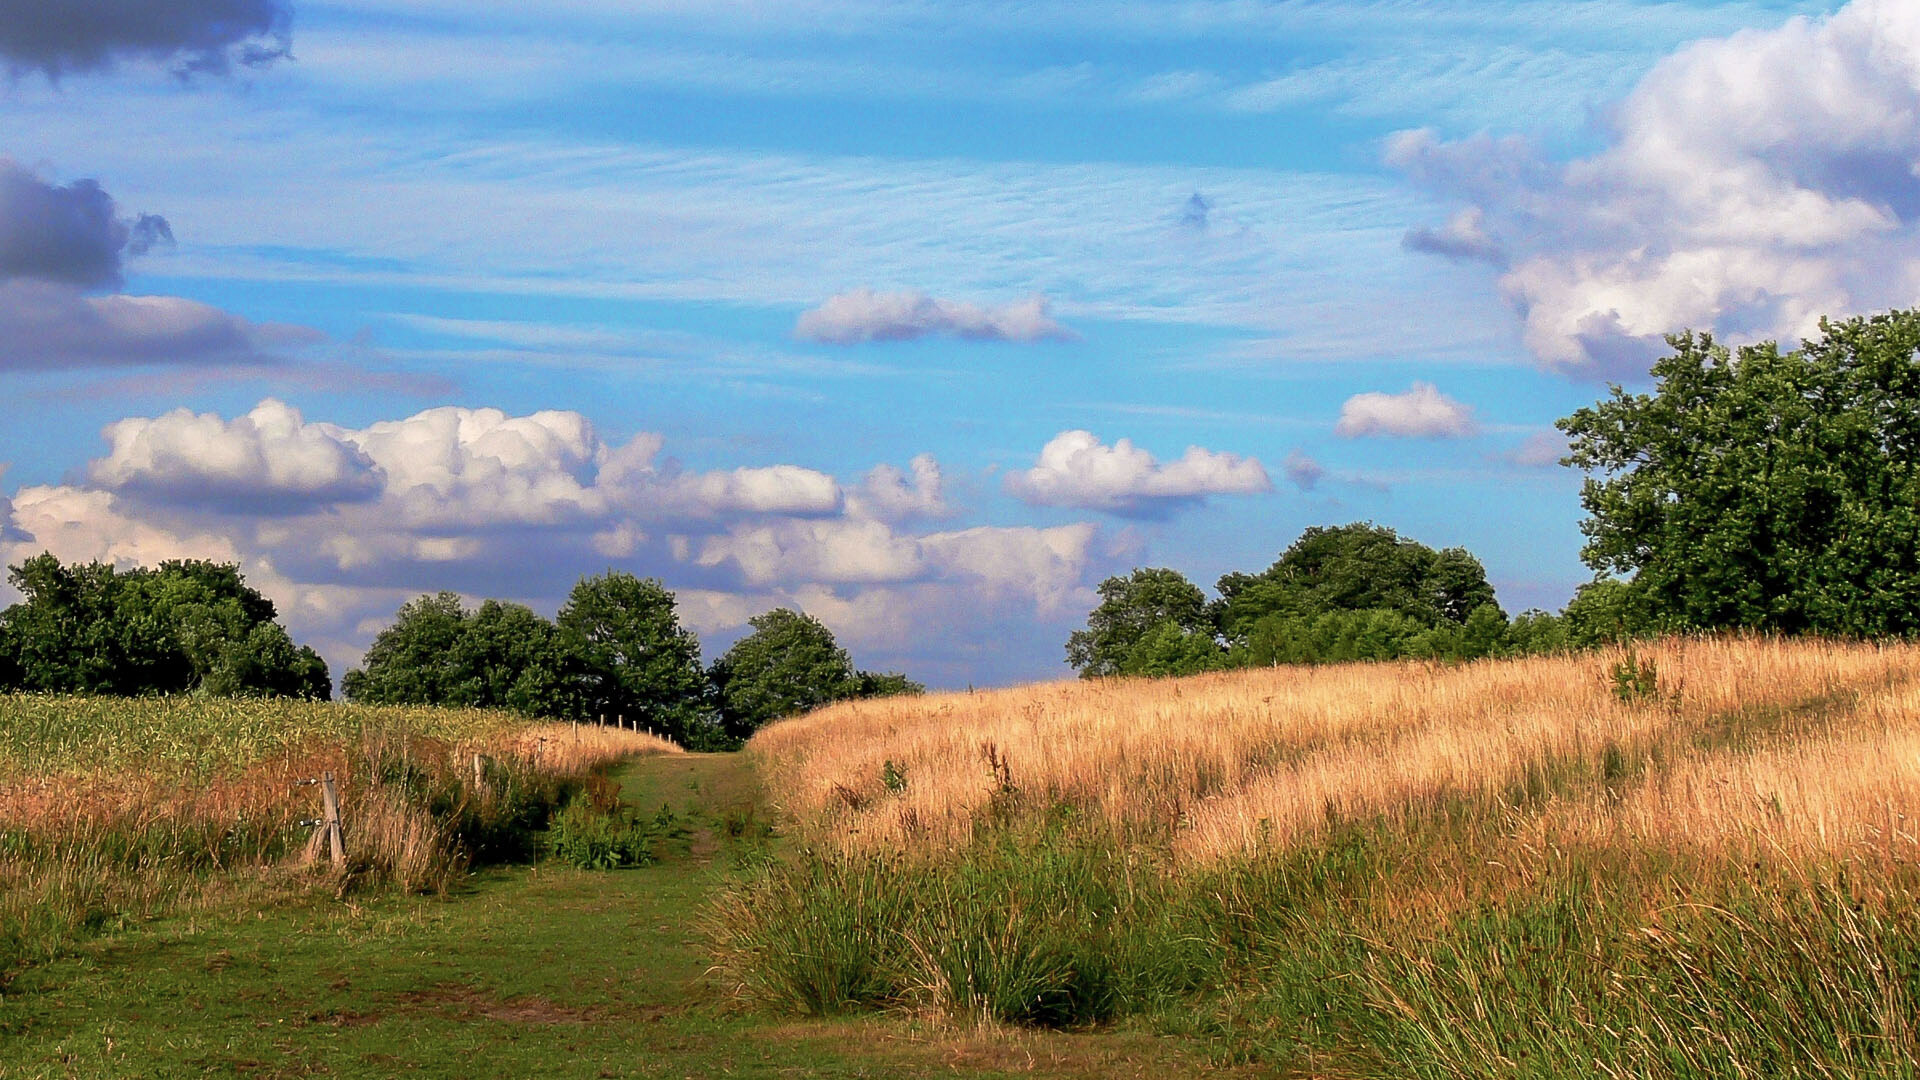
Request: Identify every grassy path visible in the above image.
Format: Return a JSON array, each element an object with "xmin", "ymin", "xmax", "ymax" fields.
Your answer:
[{"xmin": 0, "ymin": 753, "xmax": 1260, "ymax": 1079}]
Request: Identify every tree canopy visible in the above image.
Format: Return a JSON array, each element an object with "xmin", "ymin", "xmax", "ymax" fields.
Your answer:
[
  {"xmin": 1559, "ymin": 312, "xmax": 1920, "ymax": 638},
  {"xmin": 709, "ymin": 608, "xmax": 923, "ymax": 742},
  {"xmin": 0, "ymin": 554, "xmax": 329, "ymax": 699},
  {"xmin": 343, "ymin": 583, "xmax": 918, "ymax": 748},
  {"xmin": 1065, "ymin": 524, "xmax": 1530, "ymax": 677},
  {"xmin": 1065, "ymin": 567, "xmax": 1221, "ymax": 677}
]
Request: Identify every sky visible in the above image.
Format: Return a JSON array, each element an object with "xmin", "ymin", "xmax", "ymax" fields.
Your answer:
[{"xmin": 2, "ymin": 0, "xmax": 1913, "ymax": 688}]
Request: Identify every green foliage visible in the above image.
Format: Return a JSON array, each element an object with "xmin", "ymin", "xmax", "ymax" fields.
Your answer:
[
  {"xmin": 1213, "ymin": 523, "xmax": 1501, "ymax": 646},
  {"xmin": 1070, "ymin": 526, "xmax": 1524, "ymax": 677},
  {"xmin": 710, "ymin": 608, "xmax": 858, "ymax": 740},
  {"xmin": 0, "ymin": 554, "xmax": 328, "ymax": 699},
  {"xmin": 1066, "ymin": 567, "xmax": 1219, "ymax": 678},
  {"xmin": 1609, "ymin": 650, "xmax": 1661, "ymax": 704},
  {"xmin": 557, "ymin": 572, "xmax": 708, "ymax": 742},
  {"xmin": 710, "ymin": 608, "xmax": 924, "ymax": 742},
  {"xmin": 1560, "ymin": 311, "xmax": 1920, "ymax": 638},
  {"xmin": 546, "ymin": 798, "xmax": 668, "ymax": 870}
]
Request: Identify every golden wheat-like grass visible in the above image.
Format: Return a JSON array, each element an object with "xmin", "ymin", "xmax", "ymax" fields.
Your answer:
[{"xmin": 750, "ymin": 637, "xmax": 1920, "ymax": 864}]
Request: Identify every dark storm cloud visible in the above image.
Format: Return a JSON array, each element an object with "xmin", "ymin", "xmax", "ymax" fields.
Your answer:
[
  {"xmin": 0, "ymin": 160, "xmax": 170, "ymax": 288},
  {"xmin": 0, "ymin": 0, "xmax": 292, "ymax": 79}
]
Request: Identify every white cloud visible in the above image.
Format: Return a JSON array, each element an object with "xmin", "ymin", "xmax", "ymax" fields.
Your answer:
[
  {"xmin": 1395, "ymin": 0, "xmax": 1920, "ymax": 377},
  {"xmin": 794, "ymin": 288, "xmax": 1077, "ymax": 344},
  {"xmin": 1004, "ymin": 430, "xmax": 1271, "ymax": 516},
  {"xmin": 5, "ymin": 398, "xmax": 1120, "ymax": 688},
  {"xmin": 695, "ymin": 518, "xmax": 925, "ymax": 586},
  {"xmin": 1335, "ymin": 383, "xmax": 1478, "ymax": 439},
  {"xmin": 2, "ymin": 485, "xmax": 241, "ymax": 570},
  {"xmin": 847, "ymin": 454, "xmax": 949, "ymax": 522},
  {"xmin": 91, "ymin": 399, "xmax": 382, "ymax": 510}
]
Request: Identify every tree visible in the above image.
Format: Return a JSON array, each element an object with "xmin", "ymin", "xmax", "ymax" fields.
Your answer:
[
  {"xmin": 556, "ymin": 572, "xmax": 707, "ymax": 741},
  {"xmin": 1559, "ymin": 312, "xmax": 1920, "ymax": 637},
  {"xmin": 1065, "ymin": 568, "xmax": 1217, "ymax": 678},
  {"xmin": 342, "ymin": 592, "xmax": 469, "ymax": 706},
  {"xmin": 0, "ymin": 554, "xmax": 328, "ymax": 699},
  {"xmin": 709, "ymin": 608, "xmax": 857, "ymax": 742},
  {"xmin": 1213, "ymin": 523, "xmax": 1500, "ymax": 647}
]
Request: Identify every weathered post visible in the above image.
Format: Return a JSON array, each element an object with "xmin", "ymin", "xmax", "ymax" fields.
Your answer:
[
  {"xmin": 320, "ymin": 771, "xmax": 345, "ymax": 866},
  {"xmin": 472, "ymin": 751, "xmax": 485, "ymax": 791}
]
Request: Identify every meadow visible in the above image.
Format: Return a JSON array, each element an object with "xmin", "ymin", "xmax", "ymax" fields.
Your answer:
[
  {"xmin": 0, "ymin": 694, "xmax": 677, "ymax": 986},
  {"xmin": 715, "ymin": 637, "xmax": 1920, "ymax": 1076}
]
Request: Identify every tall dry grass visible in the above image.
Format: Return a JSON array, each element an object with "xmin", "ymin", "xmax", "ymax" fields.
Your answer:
[
  {"xmin": 717, "ymin": 637, "xmax": 1920, "ymax": 1072},
  {"xmin": 753, "ymin": 636, "xmax": 1919, "ymax": 862},
  {"xmin": 0, "ymin": 698, "xmax": 678, "ymax": 985}
]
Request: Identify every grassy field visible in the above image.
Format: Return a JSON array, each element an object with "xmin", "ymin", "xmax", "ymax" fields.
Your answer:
[
  {"xmin": 0, "ymin": 694, "xmax": 678, "ymax": 985},
  {"xmin": 719, "ymin": 637, "xmax": 1920, "ymax": 1076},
  {"xmin": 0, "ymin": 751, "xmax": 1249, "ymax": 1079},
  {"xmin": 13, "ymin": 640, "xmax": 1920, "ymax": 1076}
]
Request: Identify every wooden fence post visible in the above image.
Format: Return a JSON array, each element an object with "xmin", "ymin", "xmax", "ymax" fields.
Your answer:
[
  {"xmin": 320, "ymin": 771, "xmax": 345, "ymax": 866},
  {"xmin": 472, "ymin": 752, "xmax": 485, "ymax": 791}
]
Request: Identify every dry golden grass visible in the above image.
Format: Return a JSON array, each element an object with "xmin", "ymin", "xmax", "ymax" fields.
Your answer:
[
  {"xmin": 750, "ymin": 636, "xmax": 1920, "ymax": 864},
  {"xmin": 0, "ymin": 699, "xmax": 683, "ymax": 979}
]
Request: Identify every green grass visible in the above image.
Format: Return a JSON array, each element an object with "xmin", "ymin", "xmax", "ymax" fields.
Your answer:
[
  {"xmin": 0, "ymin": 753, "xmax": 1254, "ymax": 1079},
  {"xmin": 0, "ymin": 693, "xmax": 526, "ymax": 780}
]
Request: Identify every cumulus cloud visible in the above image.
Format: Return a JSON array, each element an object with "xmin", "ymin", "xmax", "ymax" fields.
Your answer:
[
  {"xmin": 3, "ymin": 484, "xmax": 241, "ymax": 569},
  {"xmin": 339, "ymin": 405, "xmax": 607, "ymax": 528},
  {"xmin": 92, "ymin": 399, "xmax": 382, "ymax": 511},
  {"xmin": 0, "ymin": 0, "xmax": 293, "ymax": 79},
  {"xmin": 6, "ymin": 398, "xmax": 1119, "ymax": 689},
  {"xmin": 1004, "ymin": 430, "xmax": 1271, "ymax": 517},
  {"xmin": 848, "ymin": 454, "xmax": 949, "ymax": 522},
  {"xmin": 1282, "ymin": 449, "xmax": 1324, "ymax": 491},
  {"xmin": 1335, "ymin": 383, "xmax": 1478, "ymax": 439},
  {"xmin": 1393, "ymin": 0, "xmax": 1920, "ymax": 378},
  {"xmin": 794, "ymin": 288, "xmax": 1077, "ymax": 344},
  {"xmin": 0, "ymin": 160, "xmax": 172, "ymax": 288},
  {"xmin": 696, "ymin": 519, "xmax": 925, "ymax": 587}
]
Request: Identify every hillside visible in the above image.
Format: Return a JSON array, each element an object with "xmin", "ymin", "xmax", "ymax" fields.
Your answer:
[{"xmin": 716, "ymin": 638, "xmax": 1920, "ymax": 1076}]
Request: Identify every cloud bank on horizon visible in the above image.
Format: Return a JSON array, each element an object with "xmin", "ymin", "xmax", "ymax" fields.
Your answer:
[{"xmin": 2, "ymin": 0, "xmax": 1908, "ymax": 686}]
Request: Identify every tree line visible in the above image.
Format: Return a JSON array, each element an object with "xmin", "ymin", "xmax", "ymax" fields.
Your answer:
[
  {"xmin": 1065, "ymin": 522, "xmax": 1589, "ymax": 677},
  {"xmin": 0, "ymin": 554, "xmax": 331, "ymax": 700},
  {"xmin": 1071, "ymin": 310, "xmax": 1920, "ymax": 676},
  {"xmin": 341, "ymin": 572, "xmax": 920, "ymax": 749},
  {"xmin": 0, "ymin": 557, "xmax": 917, "ymax": 748}
]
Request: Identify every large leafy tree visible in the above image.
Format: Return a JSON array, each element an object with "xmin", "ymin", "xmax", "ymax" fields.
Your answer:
[
  {"xmin": 342, "ymin": 592, "xmax": 469, "ymax": 706},
  {"xmin": 344, "ymin": 594, "xmax": 578, "ymax": 717},
  {"xmin": 1559, "ymin": 312, "xmax": 1920, "ymax": 636},
  {"xmin": 1213, "ymin": 523, "xmax": 1500, "ymax": 646},
  {"xmin": 1065, "ymin": 567, "xmax": 1221, "ymax": 678},
  {"xmin": 556, "ymin": 572, "xmax": 707, "ymax": 741},
  {"xmin": 709, "ymin": 608, "xmax": 923, "ymax": 742},
  {"xmin": 0, "ymin": 554, "xmax": 328, "ymax": 698}
]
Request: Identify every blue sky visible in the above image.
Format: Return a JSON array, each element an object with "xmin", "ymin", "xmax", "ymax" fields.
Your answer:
[{"xmin": 2, "ymin": 0, "xmax": 1904, "ymax": 687}]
